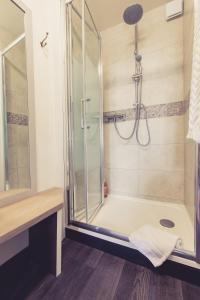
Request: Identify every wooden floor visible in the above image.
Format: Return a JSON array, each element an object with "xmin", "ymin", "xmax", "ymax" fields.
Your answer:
[{"xmin": 20, "ymin": 239, "xmax": 200, "ymax": 300}]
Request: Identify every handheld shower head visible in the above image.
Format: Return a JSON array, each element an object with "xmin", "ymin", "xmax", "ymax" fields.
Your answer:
[
  {"xmin": 123, "ymin": 4, "xmax": 143, "ymax": 25},
  {"xmin": 135, "ymin": 54, "xmax": 142, "ymax": 62}
]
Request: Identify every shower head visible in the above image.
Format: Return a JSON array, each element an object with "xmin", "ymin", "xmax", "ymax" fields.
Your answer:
[
  {"xmin": 123, "ymin": 4, "xmax": 143, "ymax": 25},
  {"xmin": 135, "ymin": 54, "xmax": 142, "ymax": 62}
]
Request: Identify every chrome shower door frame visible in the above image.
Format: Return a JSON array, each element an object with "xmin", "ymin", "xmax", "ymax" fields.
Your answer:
[
  {"xmin": 195, "ymin": 144, "xmax": 200, "ymax": 263},
  {"xmin": 65, "ymin": 0, "xmax": 104, "ymax": 224}
]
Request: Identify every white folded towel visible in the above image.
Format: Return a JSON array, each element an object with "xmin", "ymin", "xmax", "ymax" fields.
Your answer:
[{"xmin": 129, "ymin": 225, "xmax": 181, "ymax": 267}]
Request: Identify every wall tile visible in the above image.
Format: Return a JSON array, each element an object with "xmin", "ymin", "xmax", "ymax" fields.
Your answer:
[
  {"xmin": 104, "ymin": 121, "xmax": 137, "ymax": 146},
  {"xmin": 17, "ymin": 146, "xmax": 29, "ymax": 168},
  {"xmin": 139, "ymin": 7, "xmax": 183, "ymax": 55},
  {"xmin": 88, "ymin": 167, "xmax": 102, "ymax": 194},
  {"xmin": 103, "ymin": 84, "xmax": 133, "ymax": 112},
  {"xmin": 106, "ymin": 168, "xmax": 138, "ymax": 197},
  {"xmin": 7, "ymin": 146, "xmax": 18, "ymax": 170},
  {"xmin": 8, "ymin": 168, "xmax": 18, "ymax": 189},
  {"xmin": 139, "ymin": 144, "xmax": 184, "ymax": 172},
  {"xmin": 102, "ymin": 5, "xmax": 184, "ymax": 111},
  {"xmin": 102, "ymin": 4, "xmax": 186, "ymax": 204},
  {"xmin": 185, "ymin": 176, "xmax": 195, "ymax": 223},
  {"xmin": 139, "ymin": 170, "xmax": 184, "ymax": 202},
  {"xmin": 185, "ymin": 142, "xmax": 196, "ymax": 180},
  {"xmin": 7, "ymin": 124, "xmax": 18, "ymax": 146},
  {"xmin": 144, "ymin": 116, "xmax": 185, "ymax": 145},
  {"xmin": 18, "ymin": 167, "xmax": 30, "ymax": 189},
  {"xmin": 105, "ymin": 144, "xmax": 138, "ymax": 170},
  {"xmin": 17, "ymin": 125, "xmax": 29, "ymax": 146}
]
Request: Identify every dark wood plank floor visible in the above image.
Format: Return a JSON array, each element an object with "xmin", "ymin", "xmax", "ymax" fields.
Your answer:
[{"xmin": 22, "ymin": 239, "xmax": 200, "ymax": 300}]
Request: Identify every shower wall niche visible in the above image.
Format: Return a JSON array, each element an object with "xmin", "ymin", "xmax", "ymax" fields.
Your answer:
[{"xmin": 103, "ymin": 2, "xmax": 195, "ymax": 223}]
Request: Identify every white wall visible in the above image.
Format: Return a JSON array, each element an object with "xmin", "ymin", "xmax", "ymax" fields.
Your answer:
[
  {"xmin": 22, "ymin": 0, "xmax": 65, "ymax": 191},
  {"xmin": 1, "ymin": 0, "xmax": 66, "ymax": 265}
]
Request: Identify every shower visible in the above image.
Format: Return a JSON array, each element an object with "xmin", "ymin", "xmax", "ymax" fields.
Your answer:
[{"xmin": 114, "ymin": 4, "xmax": 151, "ymax": 146}]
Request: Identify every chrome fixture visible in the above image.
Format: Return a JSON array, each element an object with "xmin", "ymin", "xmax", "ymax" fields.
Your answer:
[
  {"xmin": 114, "ymin": 4, "xmax": 151, "ymax": 146},
  {"xmin": 160, "ymin": 219, "xmax": 175, "ymax": 228},
  {"xmin": 123, "ymin": 4, "xmax": 143, "ymax": 25}
]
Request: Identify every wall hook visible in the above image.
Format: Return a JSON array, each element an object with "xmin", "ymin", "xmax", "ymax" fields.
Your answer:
[{"xmin": 40, "ymin": 32, "xmax": 49, "ymax": 48}]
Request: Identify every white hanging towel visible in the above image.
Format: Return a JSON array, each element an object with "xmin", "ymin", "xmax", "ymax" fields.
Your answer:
[
  {"xmin": 129, "ymin": 225, "xmax": 181, "ymax": 267},
  {"xmin": 187, "ymin": 0, "xmax": 200, "ymax": 142}
]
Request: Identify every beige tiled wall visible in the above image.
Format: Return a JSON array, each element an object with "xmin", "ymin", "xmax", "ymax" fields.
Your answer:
[
  {"xmin": 102, "ymin": 4, "xmax": 185, "ymax": 203},
  {"xmin": 104, "ymin": 116, "xmax": 185, "ymax": 202},
  {"xmin": 183, "ymin": 0, "xmax": 195, "ymax": 223}
]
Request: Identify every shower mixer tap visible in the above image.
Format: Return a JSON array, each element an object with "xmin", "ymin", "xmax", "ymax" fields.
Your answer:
[{"xmin": 132, "ymin": 73, "xmax": 143, "ymax": 81}]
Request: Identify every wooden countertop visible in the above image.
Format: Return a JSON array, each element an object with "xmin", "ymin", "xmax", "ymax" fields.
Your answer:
[{"xmin": 0, "ymin": 188, "xmax": 64, "ymax": 245}]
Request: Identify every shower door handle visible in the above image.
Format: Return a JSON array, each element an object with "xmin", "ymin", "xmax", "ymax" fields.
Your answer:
[
  {"xmin": 81, "ymin": 98, "xmax": 85, "ymax": 129},
  {"xmin": 80, "ymin": 98, "xmax": 91, "ymax": 129}
]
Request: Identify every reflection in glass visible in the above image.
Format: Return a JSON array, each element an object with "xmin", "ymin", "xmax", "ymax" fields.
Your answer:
[{"xmin": 0, "ymin": 0, "xmax": 30, "ymax": 196}]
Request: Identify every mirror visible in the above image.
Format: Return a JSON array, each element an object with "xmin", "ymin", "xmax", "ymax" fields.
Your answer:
[{"xmin": 0, "ymin": 0, "xmax": 31, "ymax": 200}]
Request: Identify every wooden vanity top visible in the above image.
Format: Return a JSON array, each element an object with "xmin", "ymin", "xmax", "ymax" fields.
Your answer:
[{"xmin": 0, "ymin": 188, "xmax": 64, "ymax": 244}]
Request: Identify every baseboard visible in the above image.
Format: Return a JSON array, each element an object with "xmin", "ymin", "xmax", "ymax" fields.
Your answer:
[{"xmin": 66, "ymin": 227, "xmax": 200, "ymax": 286}]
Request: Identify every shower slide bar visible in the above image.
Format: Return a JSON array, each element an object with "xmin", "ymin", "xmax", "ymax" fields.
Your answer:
[{"xmin": 81, "ymin": 98, "xmax": 91, "ymax": 129}]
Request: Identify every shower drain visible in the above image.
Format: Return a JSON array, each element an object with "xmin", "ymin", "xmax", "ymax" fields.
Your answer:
[{"xmin": 160, "ymin": 219, "xmax": 175, "ymax": 228}]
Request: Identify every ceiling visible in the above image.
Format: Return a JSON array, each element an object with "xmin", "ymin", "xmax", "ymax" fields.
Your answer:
[{"xmin": 86, "ymin": 0, "xmax": 171, "ymax": 31}]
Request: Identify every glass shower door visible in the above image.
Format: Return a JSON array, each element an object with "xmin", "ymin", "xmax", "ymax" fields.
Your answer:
[
  {"xmin": 84, "ymin": 3, "xmax": 103, "ymax": 219},
  {"xmin": 67, "ymin": 0, "xmax": 103, "ymax": 224},
  {"xmin": 70, "ymin": 1, "xmax": 86, "ymax": 222}
]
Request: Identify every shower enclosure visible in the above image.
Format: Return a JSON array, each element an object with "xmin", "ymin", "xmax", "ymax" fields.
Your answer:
[
  {"xmin": 65, "ymin": 0, "xmax": 104, "ymax": 223},
  {"xmin": 65, "ymin": 0, "xmax": 200, "ymax": 267}
]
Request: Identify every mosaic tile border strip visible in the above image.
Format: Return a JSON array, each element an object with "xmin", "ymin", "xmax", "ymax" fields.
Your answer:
[
  {"xmin": 6, "ymin": 101, "xmax": 189, "ymax": 126},
  {"xmin": 7, "ymin": 112, "xmax": 29, "ymax": 126},
  {"xmin": 104, "ymin": 100, "xmax": 189, "ymax": 124}
]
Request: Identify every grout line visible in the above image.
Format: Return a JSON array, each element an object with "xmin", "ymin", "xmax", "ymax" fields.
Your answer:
[
  {"xmin": 104, "ymin": 142, "xmax": 187, "ymax": 146},
  {"xmin": 105, "ymin": 167, "xmax": 185, "ymax": 172}
]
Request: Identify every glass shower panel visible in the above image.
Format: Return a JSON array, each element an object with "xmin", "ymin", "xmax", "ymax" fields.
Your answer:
[
  {"xmin": 66, "ymin": 0, "xmax": 103, "ymax": 223},
  {"xmin": 70, "ymin": 2, "xmax": 86, "ymax": 221},
  {"xmin": 84, "ymin": 3, "xmax": 102, "ymax": 219}
]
